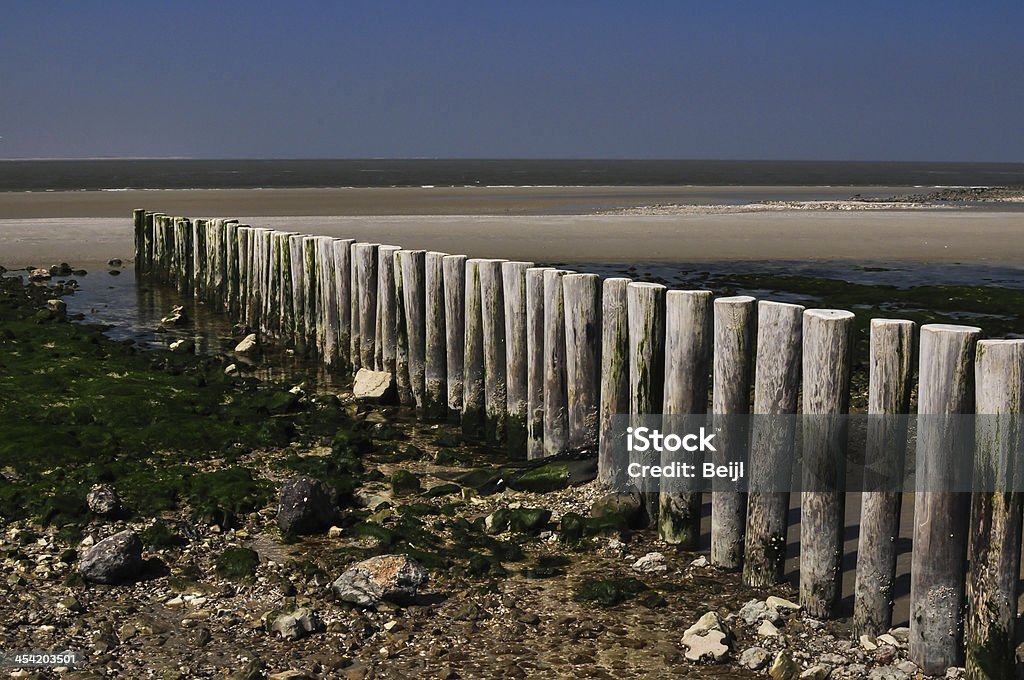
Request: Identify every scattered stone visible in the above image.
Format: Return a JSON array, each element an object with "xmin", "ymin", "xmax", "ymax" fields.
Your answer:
[
  {"xmin": 78, "ymin": 530, "xmax": 143, "ymax": 584},
  {"xmin": 766, "ymin": 595, "xmax": 801, "ymax": 611},
  {"xmin": 739, "ymin": 646, "xmax": 771, "ymax": 670},
  {"xmin": 86, "ymin": 484, "xmax": 122, "ymax": 517},
  {"xmin": 739, "ymin": 599, "xmax": 781, "ymax": 625},
  {"xmin": 757, "ymin": 619, "xmax": 781, "ymax": 637},
  {"xmin": 268, "ymin": 672, "xmax": 314, "ymax": 680},
  {"xmin": 877, "ymin": 633, "xmax": 900, "ymax": 647},
  {"xmin": 680, "ymin": 612, "xmax": 731, "ymax": 663},
  {"xmin": 895, "ymin": 660, "xmax": 919, "ymax": 675},
  {"xmin": 271, "ymin": 608, "xmax": 323, "ymax": 641},
  {"xmin": 888, "ymin": 626, "xmax": 910, "ymax": 644},
  {"xmin": 632, "ymin": 552, "xmax": 668, "ymax": 574},
  {"xmin": 860, "ymin": 633, "xmax": 878, "ymax": 651},
  {"xmin": 169, "ymin": 338, "xmax": 195, "ymax": 353},
  {"xmin": 50, "ymin": 263, "xmax": 73, "ymax": 276},
  {"xmin": 277, "ymin": 476, "xmax": 336, "ymax": 535},
  {"xmin": 234, "ymin": 333, "xmax": 258, "ymax": 353},
  {"xmin": 328, "ymin": 526, "xmax": 344, "ymax": 538},
  {"xmin": 800, "ymin": 666, "xmax": 830, "ymax": 680},
  {"xmin": 872, "ymin": 644, "xmax": 898, "ymax": 665},
  {"xmin": 352, "ymin": 368, "xmax": 396, "ymax": 403},
  {"xmin": 224, "ymin": 363, "xmax": 238, "ymax": 375},
  {"xmin": 108, "ymin": 258, "xmax": 123, "ymax": 267},
  {"xmin": 769, "ymin": 651, "xmax": 801, "ymax": 680},
  {"xmin": 590, "ymin": 491, "xmax": 644, "ymax": 527},
  {"xmin": 690, "ymin": 556, "xmax": 709, "ymax": 568},
  {"xmin": 331, "ymin": 554, "xmax": 429, "ymax": 606},
  {"xmin": 29, "ymin": 268, "xmax": 51, "ymax": 281},
  {"xmin": 46, "ymin": 299, "xmax": 67, "ymax": 320}
]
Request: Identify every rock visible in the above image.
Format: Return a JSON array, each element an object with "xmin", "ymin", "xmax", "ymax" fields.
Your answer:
[
  {"xmin": 224, "ymin": 363, "xmax": 238, "ymax": 375},
  {"xmin": 739, "ymin": 599, "xmax": 781, "ymax": 625},
  {"xmin": 757, "ymin": 619, "xmax": 781, "ymax": 637},
  {"xmin": 868, "ymin": 665, "xmax": 909, "ymax": 680},
  {"xmin": 769, "ymin": 651, "xmax": 801, "ymax": 680},
  {"xmin": 872, "ymin": 644, "xmax": 898, "ymax": 665},
  {"xmin": 632, "ymin": 552, "xmax": 668, "ymax": 574},
  {"xmin": 738, "ymin": 646, "xmax": 771, "ymax": 670},
  {"xmin": 680, "ymin": 612, "xmax": 731, "ymax": 664},
  {"xmin": 29, "ymin": 268, "xmax": 51, "ymax": 281},
  {"xmin": 860, "ymin": 633, "xmax": 878, "ymax": 651},
  {"xmin": 352, "ymin": 368, "xmax": 396, "ymax": 403},
  {"xmin": 590, "ymin": 491, "xmax": 644, "ymax": 527},
  {"xmin": 78, "ymin": 530, "xmax": 143, "ymax": 584},
  {"xmin": 47, "ymin": 299, "xmax": 67, "ymax": 320},
  {"xmin": 268, "ymin": 672, "xmax": 315, "ymax": 680},
  {"xmin": 331, "ymin": 554, "xmax": 429, "ymax": 606},
  {"xmin": 169, "ymin": 338, "xmax": 195, "ymax": 353},
  {"xmin": 86, "ymin": 484, "xmax": 122, "ymax": 517},
  {"xmin": 277, "ymin": 476, "xmax": 336, "ymax": 535},
  {"xmin": 888, "ymin": 626, "xmax": 910, "ymax": 644},
  {"xmin": 328, "ymin": 526, "xmax": 344, "ymax": 538},
  {"xmin": 895, "ymin": 661, "xmax": 919, "ymax": 675},
  {"xmin": 50, "ymin": 262, "xmax": 73, "ymax": 276},
  {"xmin": 108, "ymin": 259, "xmax": 123, "ymax": 267},
  {"xmin": 690, "ymin": 556, "xmax": 709, "ymax": 568},
  {"xmin": 160, "ymin": 305, "xmax": 188, "ymax": 327},
  {"xmin": 766, "ymin": 595, "xmax": 801, "ymax": 611},
  {"xmin": 234, "ymin": 333, "xmax": 258, "ymax": 353},
  {"xmin": 800, "ymin": 667, "xmax": 830, "ymax": 680},
  {"xmin": 271, "ymin": 607, "xmax": 323, "ymax": 640}
]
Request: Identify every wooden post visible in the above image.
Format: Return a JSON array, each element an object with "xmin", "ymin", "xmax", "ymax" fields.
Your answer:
[
  {"xmin": 743, "ymin": 301, "xmax": 804, "ymax": 587},
  {"xmin": 659, "ymin": 290, "xmax": 713, "ymax": 547},
  {"xmin": 302, "ymin": 236, "xmax": 320, "ymax": 354},
  {"xmin": 142, "ymin": 212, "xmax": 155, "ymax": 276},
  {"xmin": 332, "ymin": 239, "xmax": 355, "ymax": 372},
  {"xmin": 443, "ymin": 255, "xmax": 467, "ymax": 420},
  {"xmin": 480, "ymin": 259, "xmax": 508, "ymax": 444},
  {"xmin": 627, "ymin": 282, "xmax": 667, "ymax": 524},
  {"xmin": 563, "ymin": 273, "xmax": 602, "ymax": 453},
  {"xmin": 316, "ymin": 236, "xmax": 339, "ymax": 366},
  {"xmin": 598, "ymin": 278, "xmax": 631, "ymax": 486},
  {"xmin": 353, "ymin": 243, "xmax": 379, "ymax": 370},
  {"xmin": 287, "ymin": 234, "xmax": 307, "ymax": 350},
  {"xmin": 248, "ymin": 229, "xmax": 264, "ymax": 332},
  {"xmin": 236, "ymin": 227, "xmax": 251, "ymax": 324},
  {"xmin": 425, "ymin": 252, "xmax": 449, "ymax": 420},
  {"xmin": 399, "ymin": 250, "xmax": 427, "ymax": 410},
  {"xmin": 799, "ymin": 309, "xmax": 855, "ymax": 619},
  {"xmin": 544, "ymin": 269, "xmax": 572, "ymax": 457},
  {"xmin": 191, "ymin": 218, "xmax": 205, "ymax": 299},
  {"xmin": 710, "ymin": 296, "xmax": 756, "ymax": 569},
  {"xmin": 133, "ymin": 208, "xmax": 146, "ymax": 273},
  {"xmin": 275, "ymin": 232, "xmax": 294, "ymax": 340},
  {"xmin": 462, "ymin": 259, "xmax": 486, "ymax": 438},
  {"xmin": 966, "ymin": 340, "xmax": 1024, "ymax": 680},
  {"xmin": 910, "ymin": 323, "xmax": 980, "ymax": 675},
  {"xmin": 853, "ymin": 319, "xmax": 915, "ymax": 636},
  {"xmin": 212, "ymin": 220, "xmax": 228, "ymax": 308},
  {"xmin": 376, "ymin": 245, "xmax": 402, "ymax": 374},
  {"xmin": 502, "ymin": 261, "xmax": 534, "ymax": 456},
  {"xmin": 526, "ymin": 267, "xmax": 553, "ymax": 459},
  {"xmin": 225, "ymin": 222, "xmax": 239, "ymax": 313}
]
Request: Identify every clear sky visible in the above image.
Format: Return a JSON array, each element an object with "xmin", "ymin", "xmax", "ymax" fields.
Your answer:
[{"xmin": 1, "ymin": 1, "xmax": 1021, "ymax": 161}]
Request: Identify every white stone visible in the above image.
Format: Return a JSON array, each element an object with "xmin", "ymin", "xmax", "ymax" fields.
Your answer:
[
  {"xmin": 234, "ymin": 333, "xmax": 258, "ymax": 353},
  {"xmin": 757, "ymin": 619, "xmax": 781, "ymax": 637},
  {"xmin": 632, "ymin": 551, "xmax": 668, "ymax": 573},
  {"xmin": 766, "ymin": 595, "xmax": 801, "ymax": 611}
]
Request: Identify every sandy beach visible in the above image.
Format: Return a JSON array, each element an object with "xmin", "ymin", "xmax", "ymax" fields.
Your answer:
[{"xmin": 2, "ymin": 187, "xmax": 1024, "ymax": 267}]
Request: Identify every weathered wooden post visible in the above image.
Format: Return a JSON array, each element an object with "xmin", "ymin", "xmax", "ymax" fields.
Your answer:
[
  {"xmin": 142, "ymin": 211, "xmax": 156, "ymax": 276},
  {"xmin": 302, "ymin": 236, "xmax": 320, "ymax": 354},
  {"xmin": 275, "ymin": 232, "xmax": 294, "ymax": 340},
  {"xmin": 376, "ymin": 245, "xmax": 402, "ymax": 374},
  {"xmin": 599, "ymin": 278, "xmax": 631, "ymax": 486},
  {"xmin": 353, "ymin": 243, "xmax": 379, "ymax": 370},
  {"xmin": 544, "ymin": 269, "xmax": 572, "ymax": 457},
  {"xmin": 462, "ymin": 259, "xmax": 486, "ymax": 437},
  {"xmin": 627, "ymin": 282, "xmax": 667, "ymax": 524},
  {"xmin": 966, "ymin": 339, "xmax": 1024, "ymax": 680},
  {"xmin": 743, "ymin": 301, "xmax": 804, "ymax": 587},
  {"xmin": 659, "ymin": 289, "xmax": 713, "ymax": 546},
  {"xmin": 799, "ymin": 309, "xmax": 855, "ymax": 619},
  {"xmin": 133, "ymin": 208, "xmax": 146, "ymax": 273},
  {"xmin": 563, "ymin": 273, "xmax": 602, "ymax": 452},
  {"xmin": 175, "ymin": 217, "xmax": 193, "ymax": 295},
  {"xmin": 442, "ymin": 255, "xmax": 467, "ymax": 421},
  {"xmin": 910, "ymin": 323, "xmax": 980, "ymax": 675},
  {"xmin": 399, "ymin": 250, "xmax": 427, "ymax": 410},
  {"xmin": 315, "ymin": 236, "xmax": 339, "ymax": 366},
  {"xmin": 526, "ymin": 267, "xmax": 553, "ymax": 459},
  {"xmin": 710, "ymin": 296, "xmax": 756, "ymax": 569},
  {"xmin": 248, "ymin": 228, "xmax": 265, "ymax": 332},
  {"xmin": 225, "ymin": 222, "xmax": 239, "ymax": 313},
  {"xmin": 480, "ymin": 259, "xmax": 508, "ymax": 444},
  {"xmin": 503, "ymin": 261, "xmax": 534, "ymax": 455},
  {"xmin": 151, "ymin": 214, "xmax": 166, "ymax": 282},
  {"xmin": 425, "ymin": 252, "xmax": 449, "ymax": 420},
  {"xmin": 236, "ymin": 227, "xmax": 251, "ymax": 324},
  {"xmin": 332, "ymin": 238, "xmax": 355, "ymax": 372},
  {"xmin": 853, "ymin": 319, "xmax": 915, "ymax": 636},
  {"xmin": 287, "ymin": 234, "xmax": 307, "ymax": 349},
  {"xmin": 191, "ymin": 218, "xmax": 205, "ymax": 299}
]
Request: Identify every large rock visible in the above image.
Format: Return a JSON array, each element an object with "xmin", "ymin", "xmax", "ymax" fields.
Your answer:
[
  {"xmin": 234, "ymin": 333, "xmax": 258, "ymax": 354},
  {"xmin": 352, "ymin": 368, "xmax": 396, "ymax": 403},
  {"xmin": 739, "ymin": 598, "xmax": 782, "ymax": 625},
  {"xmin": 277, "ymin": 476, "xmax": 336, "ymax": 535},
  {"xmin": 86, "ymin": 484, "xmax": 122, "ymax": 517},
  {"xmin": 331, "ymin": 554, "xmax": 428, "ymax": 606},
  {"xmin": 769, "ymin": 651, "xmax": 801, "ymax": 680},
  {"xmin": 680, "ymin": 612, "xmax": 732, "ymax": 663},
  {"xmin": 79, "ymin": 530, "xmax": 143, "ymax": 584},
  {"xmin": 739, "ymin": 646, "xmax": 771, "ymax": 671},
  {"xmin": 590, "ymin": 491, "xmax": 644, "ymax": 528}
]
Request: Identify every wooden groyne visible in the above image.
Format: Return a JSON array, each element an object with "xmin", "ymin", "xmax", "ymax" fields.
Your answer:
[{"xmin": 134, "ymin": 208, "xmax": 1023, "ymax": 678}]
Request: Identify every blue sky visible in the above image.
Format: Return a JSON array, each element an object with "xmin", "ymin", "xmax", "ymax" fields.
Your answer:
[{"xmin": 1, "ymin": 1, "xmax": 1021, "ymax": 160}]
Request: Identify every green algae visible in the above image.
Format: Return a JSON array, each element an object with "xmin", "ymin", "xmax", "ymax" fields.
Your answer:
[{"xmin": 214, "ymin": 546, "xmax": 260, "ymax": 581}]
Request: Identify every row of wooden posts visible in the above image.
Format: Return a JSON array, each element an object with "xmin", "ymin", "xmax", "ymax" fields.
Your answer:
[{"xmin": 134, "ymin": 209, "xmax": 1021, "ymax": 678}]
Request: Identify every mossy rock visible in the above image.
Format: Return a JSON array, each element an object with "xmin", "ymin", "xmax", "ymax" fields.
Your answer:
[
  {"xmin": 390, "ymin": 469, "xmax": 422, "ymax": 496},
  {"xmin": 213, "ymin": 546, "xmax": 260, "ymax": 581},
  {"xmin": 574, "ymin": 577, "xmax": 650, "ymax": 607},
  {"xmin": 559, "ymin": 511, "xmax": 628, "ymax": 544},
  {"xmin": 523, "ymin": 554, "xmax": 570, "ymax": 579},
  {"xmin": 423, "ymin": 482, "xmax": 461, "ymax": 498},
  {"xmin": 506, "ymin": 463, "xmax": 571, "ymax": 493}
]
